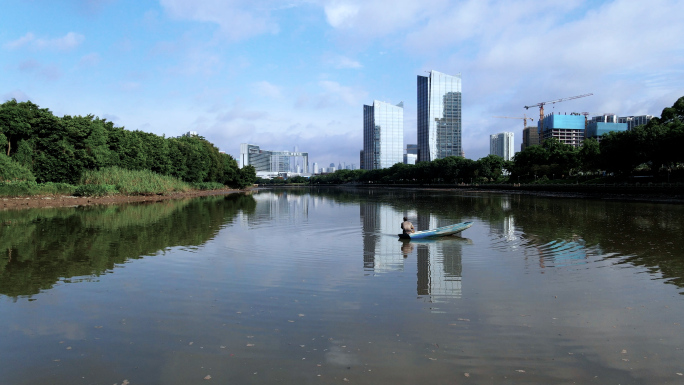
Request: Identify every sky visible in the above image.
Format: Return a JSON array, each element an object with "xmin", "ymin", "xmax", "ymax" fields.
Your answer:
[{"xmin": 2, "ymin": 0, "xmax": 683, "ymax": 167}]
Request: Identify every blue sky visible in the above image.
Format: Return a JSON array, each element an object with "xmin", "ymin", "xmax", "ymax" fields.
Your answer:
[{"xmin": 2, "ymin": 0, "xmax": 683, "ymax": 167}]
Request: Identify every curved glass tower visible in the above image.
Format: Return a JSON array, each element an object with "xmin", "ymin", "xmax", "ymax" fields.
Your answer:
[{"xmin": 417, "ymin": 70, "xmax": 462, "ymax": 162}]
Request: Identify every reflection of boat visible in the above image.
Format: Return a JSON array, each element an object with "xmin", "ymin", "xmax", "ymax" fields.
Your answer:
[
  {"xmin": 399, "ymin": 236, "xmax": 473, "ymax": 245},
  {"xmin": 398, "ymin": 221, "xmax": 473, "ymax": 240}
]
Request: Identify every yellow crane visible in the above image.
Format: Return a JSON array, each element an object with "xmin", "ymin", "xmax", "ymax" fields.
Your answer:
[
  {"xmin": 524, "ymin": 93, "xmax": 593, "ymax": 133},
  {"xmin": 493, "ymin": 114, "xmax": 535, "ymax": 131}
]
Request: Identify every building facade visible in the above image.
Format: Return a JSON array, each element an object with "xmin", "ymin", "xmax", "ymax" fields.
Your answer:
[
  {"xmin": 521, "ymin": 125, "xmax": 540, "ymax": 151},
  {"xmin": 239, "ymin": 143, "xmax": 309, "ymax": 175},
  {"xmin": 404, "ymin": 144, "xmax": 418, "ymax": 165},
  {"xmin": 585, "ymin": 115, "xmax": 628, "ymax": 141},
  {"xmin": 490, "ymin": 132, "xmax": 514, "ymax": 161},
  {"xmin": 417, "ymin": 70, "xmax": 462, "ymax": 162},
  {"xmin": 539, "ymin": 113, "xmax": 585, "ymax": 147},
  {"xmin": 618, "ymin": 115, "xmax": 654, "ymax": 130},
  {"xmin": 363, "ymin": 100, "xmax": 404, "ymax": 170}
]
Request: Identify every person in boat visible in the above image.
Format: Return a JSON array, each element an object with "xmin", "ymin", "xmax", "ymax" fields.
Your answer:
[{"xmin": 401, "ymin": 216, "xmax": 415, "ymax": 236}]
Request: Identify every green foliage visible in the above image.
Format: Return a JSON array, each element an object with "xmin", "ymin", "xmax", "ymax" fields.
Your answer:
[
  {"xmin": 0, "ymin": 193, "xmax": 257, "ymax": 298},
  {"xmin": 1, "ymin": 99, "xmax": 246, "ymax": 188},
  {"xmin": 80, "ymin": 167, "xmax": 191, "ymax": 195},
  {"xmin": 0, "ymin": 153, "xmax": 36, "ymax": 182},
  {"xmin": 73, "ymin": 184, "xmax": 118, "ymax": 197},
  {"xmin": 191, "ymin": 182, "xmax": 226, "ymax": 190}
]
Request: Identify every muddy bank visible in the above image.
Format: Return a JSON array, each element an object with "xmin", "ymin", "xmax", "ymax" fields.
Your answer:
[{"xmin": 1, "ymin": 189, "xmax": 246, "ymax": 211}]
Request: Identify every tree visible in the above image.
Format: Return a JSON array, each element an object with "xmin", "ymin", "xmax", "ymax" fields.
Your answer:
[{"xmin": 578, "ymin": 138, "xmax": 600, "ymax": 174}]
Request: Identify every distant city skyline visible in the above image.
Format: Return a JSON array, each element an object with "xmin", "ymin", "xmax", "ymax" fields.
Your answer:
[{"xmin": 2, "ymin": 1, "xmax": 682, "ymax": 166}]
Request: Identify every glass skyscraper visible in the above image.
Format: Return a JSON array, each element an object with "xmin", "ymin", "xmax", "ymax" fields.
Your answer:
[
  {"xmin": 363, "ymin": 100, "xmax": 404, "ymax": 170},
  {"xmin": 417, "ymin": 70, "xmax": 462, "ymax": 162}
]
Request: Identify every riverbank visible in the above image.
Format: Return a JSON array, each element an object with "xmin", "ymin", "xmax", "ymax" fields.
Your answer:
[
  {"xmin": 1, "ymin": 188, "xmax": 245, "ymax": 211},
  {"xmin": 332, "ymin": 183, "xmax": 684, "ymax": 204}
]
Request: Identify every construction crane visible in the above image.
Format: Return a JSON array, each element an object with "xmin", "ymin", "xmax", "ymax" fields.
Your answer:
[
  {"xmin": 524, "ymin": 93, "xmax": 593, "ymax": 131},
  {"xmin": 493, "ymin": 114, "xmax": 534, "ymax": 131}
]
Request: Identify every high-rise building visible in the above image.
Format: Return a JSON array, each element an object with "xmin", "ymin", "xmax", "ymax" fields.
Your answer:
[
  {"xmin": 490, "ymin": 132, "xmax": 514, "ymax": 161},
  {"xmin": 363, "ymin": 100, "xmax": 404, "ymax": 170},
  {"xmin": 417, "ymin": 70, "xmax": 462, "ymax": 162},
  {"xmin": 404, "ymin": 144, "xmax": 418, "ymax": 165},
  {"xmin": 521, "ymin": 126, "xmax": 540, "ymax": 151}
]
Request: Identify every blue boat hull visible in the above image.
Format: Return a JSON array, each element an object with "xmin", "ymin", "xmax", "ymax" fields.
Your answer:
[{"xmin": 398, "ymin": 221, "xmax": 473, "ymax": 240}]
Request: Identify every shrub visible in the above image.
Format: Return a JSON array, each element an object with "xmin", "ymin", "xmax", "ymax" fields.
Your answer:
[
  {"xmin": 74, "ymin": 184, "xmax": 118, "ymax": 197},
  {"xmin": 80, "ymin": 166, "xmax": 192, "ymax": 195},
  {"xmin": 191, "ymin": 182, "xmax": 226, "ymax": 190},
  {"xmin": 0, "ymin": 153, "xmax": 36, "ymax": 182}
]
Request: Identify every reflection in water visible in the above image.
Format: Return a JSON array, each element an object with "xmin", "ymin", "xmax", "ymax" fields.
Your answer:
[
  {"xmin": 246, "ymin": 189, "xmax": 310, "ymax": 225},
  {"xmin": 416, "ymin": 239, "xmax": 464, "ymax": 302},
  {"xmin": 0, "ymin": 194, "xmax": 256, "ymax": 298},
  {"xmin": 360, "ymin": 199, "xmax": 468, "ymax": 300},
  {"xmin": 361, "ymin": 202, "xmax": 406, "ymax": 272}
]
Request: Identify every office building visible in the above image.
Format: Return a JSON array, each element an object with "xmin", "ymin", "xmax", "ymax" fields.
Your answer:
[
  {"xmin": 490, "ymin": 132, "xmax": 514, "ymax": 161},
  {"xmin": 239, "ymin": 143, "xmax": 309, "ymax": 177},
  {"xmin": 618, "ymin": 115, "xmax": 654, "ymax": 130},
  {"xmin": 539, "ymin": 113, "xmax": 585, "ymax": 147},
  {"xmin": 404, "ymin": 144, "xmax": 418, "ymax": 165},
  {"xmin": 417, "ymin": 70, "xmax": 462, "ymax": 162},
  {"xmin": 521, "ymin": 126, "xmax": 539, "ymax": 151},
  {"xmin": 585, "ymin": 114, "xmax": 628, "ymax": 141},
  {"xmin": 363, "ymin": 100, "xmax": 404, "ymax": 170}
]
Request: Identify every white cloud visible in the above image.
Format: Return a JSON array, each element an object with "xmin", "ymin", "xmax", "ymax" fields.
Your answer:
[
  {"xmin": 78, "ymin": 53, "xmax": 101, "ymax": 67},
  {"xmin": 119, "ymin": 81, "xmax": 141, "ymax": 92},
  {"xmin": 324, "ymin": 53, "xmax": 362, "ymax": 69},
  {"xmin": 318, "ymin": 80, "xmax": 367, "ymax": 107},
  {"xmin": 218, "ymin": 99, "xmax": 269, "ymax": 122},
  {"xmin": 159, "ymin": 0, "xmax": 280, "ymax": 41},
  {"xmin": 2, "ymin": 89, "xmax": 31, "ymax": 102},
  {"xmin": 253, "ymin": 81, "xmax": 282, "ymax": 98},
  {"xmin": 5, "ymin": 32, "xmax": 85, "ymax": 51},
  {"xmin": 4, "ymin": 33, "xmax": 36, "ymax": 50},
  {"xmin": 324, "ymin": 2, "xmax": 360, "ymax": 28}
]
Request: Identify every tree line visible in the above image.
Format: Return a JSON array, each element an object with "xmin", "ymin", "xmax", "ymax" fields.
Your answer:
[
  {"xmin": 0, "ymin": 99, "xmax": 255, "ymax": 188},
  {"xmin": 311, "ymin": 95, "xmax": 684, "ymax": 185}
]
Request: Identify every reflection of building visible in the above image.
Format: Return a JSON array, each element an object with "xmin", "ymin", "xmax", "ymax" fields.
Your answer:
[
  {"xmin": 360, "ymin": 202, "xmax": 406, "ymax": 273},
  {"xmin": 415, "ymin": 213, "xmax": 465, "ymax": 302},
  {"xmin": 490, "ymin": 132, "xmax": 514, "ymax": 161},
  {"xmin": 417, "ymin": 70, "xmax": 462, "ymax": 162},
  {"xmin": 239, "ymin": 143, "xmax": 309, "ymax": 178},
  {"xmin": 363, "ymin": 100, "xmax": 404, "ymax": 170},
  {"xmin": 417, "ymin": 237, "xmax": 463, "ymax": 302},
  {"xmin": 244, "ymin": 190, "xmax": 310, "ymax": 226}
]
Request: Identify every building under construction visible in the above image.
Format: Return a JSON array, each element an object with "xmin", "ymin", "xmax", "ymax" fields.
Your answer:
[{"xmin": 538, "ymin": 112, "xmax": 585, "ymax": 147}]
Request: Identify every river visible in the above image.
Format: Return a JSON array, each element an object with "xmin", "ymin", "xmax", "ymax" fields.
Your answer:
[{"xmin": 1, "ymin": 188, "xmax": 682, "ymax": 384}]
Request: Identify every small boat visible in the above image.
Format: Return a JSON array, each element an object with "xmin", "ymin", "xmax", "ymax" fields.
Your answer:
[{"xmin": 398, "ymin": 221, "xmax": 473, "ymax": 240}]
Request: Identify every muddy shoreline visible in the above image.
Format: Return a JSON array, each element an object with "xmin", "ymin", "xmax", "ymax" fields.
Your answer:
[{"xmin": 1, "ymin": 189, "xmax": 245, "ymax": 211}]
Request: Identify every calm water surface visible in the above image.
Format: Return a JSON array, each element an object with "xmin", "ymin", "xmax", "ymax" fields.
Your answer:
[{"xmin": 1, "ymin": 188, "xmax": 683, "ymax": 384}]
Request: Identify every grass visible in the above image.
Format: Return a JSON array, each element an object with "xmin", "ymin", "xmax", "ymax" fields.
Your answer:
[
  {"xmin": 79, "ymin": 167, "xmax": 194, "ymax": 195},
  {"xmin": 0, "ymin": 167, "xmax": 227, "ymax": 197},
  {"xmin": 0, "ymin": 181, "xmax": 75, "ymax": 197}
]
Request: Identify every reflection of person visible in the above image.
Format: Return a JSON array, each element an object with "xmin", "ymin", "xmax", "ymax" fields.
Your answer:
[
  {"xmin": 401, "ymin": 241, "xmax": 414, "ymax": 257},
  {"xmin": 401, "ymin": 216, "xmax": 415, "ymax": 235}
]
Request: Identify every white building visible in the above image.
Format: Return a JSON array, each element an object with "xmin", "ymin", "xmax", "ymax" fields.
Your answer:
[
  {"xmin": 490, "ymin": 132, "xmax": 514, "ymax": 161},
  {"xmin": 363, "ymin": 100, "xmax": 404, "ymax": 170}
]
